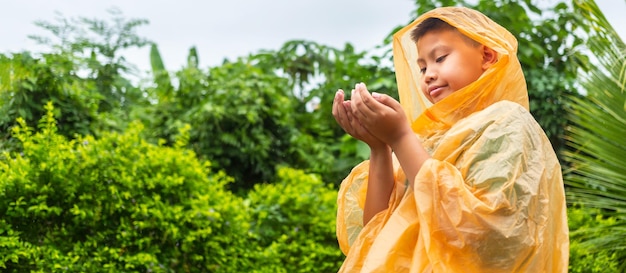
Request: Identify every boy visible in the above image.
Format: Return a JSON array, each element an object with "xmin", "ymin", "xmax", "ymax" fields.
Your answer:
[{"xmin": 332, "ymin": 7, "xmax": 568, "ymax": 273}]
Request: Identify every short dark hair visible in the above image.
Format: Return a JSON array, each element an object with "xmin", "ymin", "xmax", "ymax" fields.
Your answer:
[
  {"xmin": 410, "ymin": 18, "xmax": 456, "ymax": 42},
  {"xmin": 410, "ymin": 17, "xmax": 479, "ymax": 46}
]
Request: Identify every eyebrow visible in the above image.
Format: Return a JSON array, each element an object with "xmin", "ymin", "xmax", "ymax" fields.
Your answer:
[{"xmin": 416, "ymin": 45, "xmax": 449, "ymax": 63}]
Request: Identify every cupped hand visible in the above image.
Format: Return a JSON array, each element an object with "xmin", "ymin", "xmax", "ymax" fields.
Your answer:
[
  {"xmin": 332, "ymin": 89, "xmax": 387, "ymax": 150},
  {"xmin": 350, "ymin": 83, "xmax": 413, "ymax": 147}
]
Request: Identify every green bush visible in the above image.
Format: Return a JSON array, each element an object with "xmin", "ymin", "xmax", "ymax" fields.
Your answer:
[
  {"xmin": 568, "ymin": 206, "xmax": 620, "ymax": 273},
  {"xmin": 0, "ymin": 102, "xmax": 254, "ymax": 272},
  {"xmin": 147, "ymin": 60, "xmax": 303, "ymax": 190},
  {"xmin": 246, "ymin": 167, "xmax": 343, "ymax": 272},
  {"xmin": 0, "ymin": 53, "xmax": 99, "ymax": 150}
]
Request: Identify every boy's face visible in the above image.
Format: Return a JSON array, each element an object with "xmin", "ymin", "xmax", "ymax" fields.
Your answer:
[{"xmin": 416, "ymin": 29, "xmax": 489, "ymax": 104}]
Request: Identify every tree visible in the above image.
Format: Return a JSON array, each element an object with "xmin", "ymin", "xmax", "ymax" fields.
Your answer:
[
  {"xmin": 250, "ymin": 40, "xmax": 398, "ymax": 184},
  {"xmin": 0, "ymin": 52, "xmax": 99, "ymax": 151},
  {"xmin": 145, "ymin": 45, "xmax": 304, "ymax": 189},
  {"xmin": 1, "ymin": 10, "xmax": 152, "ymax": 153},
  {"xmin": 29, "ymin": 8, "xmax": 152, "ymax": 132},
  {"xmin": 144, "ymin": 40, "xmax": 395, "ymax": 189},
  {"xmin": 563, "ymin": 0, "xmax": 626, "ymax": 270}
]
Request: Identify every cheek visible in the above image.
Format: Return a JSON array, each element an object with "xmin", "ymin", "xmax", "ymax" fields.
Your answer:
[
  {"xmin": 445, "ymin": 61, "xmax": 479, "ymax": 89},
  {"xmin": 419, "ymin": 80, "xmax": 431, "ymax": 100}
]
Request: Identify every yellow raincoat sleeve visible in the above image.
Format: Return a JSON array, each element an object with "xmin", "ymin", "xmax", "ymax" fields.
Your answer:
[{"xmin": 336, "ymin": 155, "xmax": 408, "ymax": 256}]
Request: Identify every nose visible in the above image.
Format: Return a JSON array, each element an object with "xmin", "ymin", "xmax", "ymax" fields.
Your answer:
[{"xmin": 423, "ymin": 68, "xmax": 436, "ymax": 84}]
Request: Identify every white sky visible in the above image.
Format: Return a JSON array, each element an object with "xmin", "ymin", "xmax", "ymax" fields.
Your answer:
[{"xmin": 1, "ymin": 0, "xmax": 624, "ymax": 77}]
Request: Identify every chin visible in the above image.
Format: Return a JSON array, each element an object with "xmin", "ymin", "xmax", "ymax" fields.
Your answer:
[
  {"xmin": 429, "ymin": 93, "xmax": 444, "ymax": 103},
  {"xmin": 422, "ymin": 93, "xmax": 436, "ymax": 104}
]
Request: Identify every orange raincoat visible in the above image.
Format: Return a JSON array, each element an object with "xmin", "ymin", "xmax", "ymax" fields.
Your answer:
[{"xmin": 336, "ymin": 7, "xmax": 569, "ymax": 272}]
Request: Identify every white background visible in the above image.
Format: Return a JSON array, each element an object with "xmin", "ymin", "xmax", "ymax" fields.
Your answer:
[{"xmin": 1, "ymin": 0, "xmax": 624, "ymax": 75}]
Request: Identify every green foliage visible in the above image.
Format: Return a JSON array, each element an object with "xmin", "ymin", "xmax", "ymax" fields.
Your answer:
[
  {"xmin": 147, "ymin": 57, "xmax": 302, "ymax": 189},
  {"xmin": 0, "ymin": 102, "xmax": 347, "ymax": 272},
  {"xmin": 0, "ymin": 52, "xmax": 99, "ymax": 150},
  {"xmin": 563, "ymin": 0, "xmax": 626, "ymax": 269},
  {"xmin": 149, "ymin": 40, "xmax": 390, "ymax": 190},
  {"xmin": 29, "ymin": 8, "xmax": 151, "ymax": 131},
  {"xmin": 246, "ymin": 167, "xmax": 343, "ymax": 272},
  {"xmin": 250, "ymin": 40, "xmax": 397, "ymax": 184},
  {"xmin": 0, "ymin": 9, "xmax": 153, "ymax": 154},
  {"xmin": 0, "ymin": 103, "xmax": 254, "ymax": 272},
  {"xmin": 6, "ymin": 3, "xmax": 626, "ymax": 270},
  {"xmin": 150, "ymin": 43, "xmax": 174, "ymax": 100},
  {"xmin": 568, "ymin": 206, "xmax": 620, "ymax": 273}
]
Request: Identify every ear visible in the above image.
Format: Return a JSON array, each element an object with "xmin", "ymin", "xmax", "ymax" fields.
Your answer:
[{"xmin": 481, "ymin": 46, "xmax": 498, "ymax": 69}]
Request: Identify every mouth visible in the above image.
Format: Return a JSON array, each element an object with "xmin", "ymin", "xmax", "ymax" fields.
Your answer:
[{"xmin": 428, "ymin": 85, "xmax": 446, "ymax": 98}]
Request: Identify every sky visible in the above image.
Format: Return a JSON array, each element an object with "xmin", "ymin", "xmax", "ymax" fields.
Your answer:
[{"xmin": 1, "ymin": 0, "xmax": 625, "ymax": 77}]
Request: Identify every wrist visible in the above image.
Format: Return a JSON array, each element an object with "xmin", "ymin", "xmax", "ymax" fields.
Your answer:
[
  {"xmin": 369, "ymin": 144, "xmax": 391, "ymax": 155},
  {"xmin": 389, "ymin": 131, "xmax": 415, "ymax": 153}
]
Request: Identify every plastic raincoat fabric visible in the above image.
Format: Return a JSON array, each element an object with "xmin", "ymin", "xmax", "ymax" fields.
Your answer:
[{"xmin": 336, "ymin": 7, "xmax": 569, "ymax": 273}]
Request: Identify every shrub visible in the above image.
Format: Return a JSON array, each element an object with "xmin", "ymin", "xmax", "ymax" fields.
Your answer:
[
  {"xmin": 0, "ymin": 102, "xmax": 253, "ymax": 272},
  {"xmin": 568, "ymin": 206, "xmax": 620, "ymax": 273},
  {"xmin": 148, "ymin": 60, "xmax": 301, "ymax": 190},
  {"xmin": 246, "ymin": 167, "xmax": 343, "ymax": 272}
]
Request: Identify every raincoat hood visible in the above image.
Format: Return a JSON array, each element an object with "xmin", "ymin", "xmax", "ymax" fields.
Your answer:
[{"xmin": 393, "ymin": 6, "xmax": 528, "ymax": 137}]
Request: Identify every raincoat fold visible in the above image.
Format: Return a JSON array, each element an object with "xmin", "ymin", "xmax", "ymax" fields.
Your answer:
[{"xmin": 336, "ymin": 6, "xmax": 568, "ymax": 273}]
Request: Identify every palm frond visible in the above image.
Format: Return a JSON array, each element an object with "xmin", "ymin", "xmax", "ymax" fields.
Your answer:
[{"xmin": 564, "ymin": 0, "xmax": 626, "ymax": 262}]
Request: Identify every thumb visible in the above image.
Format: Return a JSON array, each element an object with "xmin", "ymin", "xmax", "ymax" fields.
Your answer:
[{"xmin": 372, "ymin": 92, "xmax": 402, "ymax": 110}]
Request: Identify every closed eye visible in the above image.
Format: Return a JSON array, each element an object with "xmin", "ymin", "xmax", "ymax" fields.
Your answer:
[
  {"xmin": 435, "ymin": 54, "xmax": 448, "ymax": 63},
  {"xmin": 419, "ymin": 67, "xmax": 426, "ymax": 74}
]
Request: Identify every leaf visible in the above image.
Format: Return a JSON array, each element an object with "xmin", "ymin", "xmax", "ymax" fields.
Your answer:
[
  {"xmin": 564, "ymin": 0, "xmax": 626, "ymax": 265},
  {"xmin": 355, "ymin": 141, "xmax": 370, "ymax": 160}
]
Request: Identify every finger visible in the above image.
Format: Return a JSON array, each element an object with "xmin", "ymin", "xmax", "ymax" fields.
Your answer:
[
  {"xmin": 355, "ymin": 83, "xmax": 382, "ymax": 115},
  {"xmin": 371, "ymin": 92, "xmax": 403, "ymax": 112},
  {"xmin": 343, "ymin": 101, "xmax": 359, "ymax": 135},
  {"xmin": 346, "ymin": 105, "xmax": 366, "ymax": 136},
  {"xmin": 334, "ymin": 90, "xmax": 354, "ymax": 132},
  {"xmin": 332, "ymin": 90, "xmax": 345, "ymax": 123},
  {"xmin": 352, "ymin": 84, "xmax": 382, "ymax": 126},
  {"xmin": 345, "ymin": 100, "xmax": 360, "ymax": 127},
  {"xmin": 350, "ymin": 88, "xmax": 362, "ymax": 115},
  {"xmin": 351, "ymin": 86, "xmax": 372, "ymax": 121},
  {"xmin": 346, "ymin": 100, "xmax": 381, "ymax": 144},
  {"xmin": 331, "ymin": 90, "xmax": 341, "ymax": 117}
]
